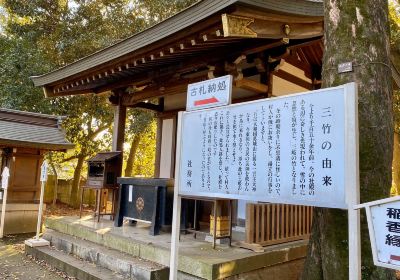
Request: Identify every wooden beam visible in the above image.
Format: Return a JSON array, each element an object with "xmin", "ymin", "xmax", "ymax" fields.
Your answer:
[
  {"xmin": 222, "ymin": 14, "xmax": 323, "ymax": 40},
  {"xmin": 235, "ymin": 78, "xmax": 268, "ymax": 94},
  {"xmin": 121, "ymin": 76, "xmax": 206, "ymax": 106},
  {"xmin": 273, "ymin": 69, "xmax": 313, "ymax": 90},
  {"xmin": 131, "ymin": 102, "xmax": 163, "ymax": 112}
]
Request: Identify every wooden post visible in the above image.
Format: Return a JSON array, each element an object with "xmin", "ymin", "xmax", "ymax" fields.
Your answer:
[
  {"xmin": 112, "ymin": 103, "xmax": 126, "ymax": 153},
  {"xmin": 0, "ymin": 188, "xmax": 7, "ymax": 238}
]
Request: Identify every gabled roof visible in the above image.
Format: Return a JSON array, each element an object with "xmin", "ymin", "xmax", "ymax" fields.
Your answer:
[
  {"xmin": 30, "ymin": 0, "xmax": 324, "ymax": 90},
  {"xmin": 0, "ymin": 108, "xmax": 74, "ymax": 151},
  {"xmin": 87, "ymin": 152, "xmax": 121, "ymax": 162}
]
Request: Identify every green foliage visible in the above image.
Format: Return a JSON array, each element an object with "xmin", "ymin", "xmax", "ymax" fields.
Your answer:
[
  {"xmin": 131, "ymin": 119, "xmax": 157, "ymax": 177},
  {"xmin": 0, "ymin": 1, "xmax": 197, "ymax": 204}
]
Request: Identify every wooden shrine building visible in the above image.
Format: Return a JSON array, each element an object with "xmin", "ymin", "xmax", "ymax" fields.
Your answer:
[
  {"xmin": 0, "ymin": 108, "xmax": 73, "ymax": 234},
  {"xmin": 29, "ymin": 0, "xmax": 400, "ymax": 278}
]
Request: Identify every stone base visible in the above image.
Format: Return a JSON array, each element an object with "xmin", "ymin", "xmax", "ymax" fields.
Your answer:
[{"xmin": 25, "ymin": 238, "xmax": 50, "ymax": 247}]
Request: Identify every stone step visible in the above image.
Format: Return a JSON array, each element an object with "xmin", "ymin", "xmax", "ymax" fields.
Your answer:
[
  {"xmin": 42, "ymin": 229, "xmax": 169, "ymax": 280},
  {"xmin": 45, "ymin": 216, "xmax": 308, "ymax": 280},
  {"xmin": 26, "ymin": 245, "xmax": 127, "ymax": 280}
]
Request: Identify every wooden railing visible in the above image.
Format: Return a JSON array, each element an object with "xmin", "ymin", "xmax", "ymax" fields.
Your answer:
[{"xmin": 245, "ymin": 203, "xmax": 313, "ymax": 246}]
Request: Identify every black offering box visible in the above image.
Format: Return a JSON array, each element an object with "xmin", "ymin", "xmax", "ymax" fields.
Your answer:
[{"xmin": 114, "ymin": 177, "xmax": 174, "ymax": 235}]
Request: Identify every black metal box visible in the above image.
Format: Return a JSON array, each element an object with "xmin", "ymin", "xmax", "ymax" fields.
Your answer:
[
  {"xmin": 86, "ymin": 152, "xmax": 122, "ymax": 189},
  {"xmin": 114, "ymin": 177, "xmax": 174, "ymax": 235}
]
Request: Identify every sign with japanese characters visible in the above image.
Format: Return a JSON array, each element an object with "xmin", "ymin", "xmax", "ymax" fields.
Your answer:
[
  {"xmin": 178, "ymin": 83, "xmax": 357, "ymax": 209},
  {"xmin": 1, "ymin": 167, "xmax": 9, "ymax": 190},
  {"xmin": 359, "ymin": 196, "xmax": 400, "ymax": 270},
  {"xmin": 40, "ymin": 161, "xmax": 48, "ymax": 182},
  {"xmin": 186, "ymin": 75, "xmax": 233, "ymax": 111}
]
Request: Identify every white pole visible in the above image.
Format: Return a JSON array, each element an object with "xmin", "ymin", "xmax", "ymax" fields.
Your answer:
[
  {"xmin": 345, "ymin": 83, "xmax": 361, "ymax": 280},
  {"xmin": 35, "ymin": 180, "xmax": 45, "ymax": 240},
  {"xmin": 169, "ymin": 112, "xmax": 184, "ymax": 280},
  {"xmin": 348, "ymin": 207, "xmax": 361, "ymax": 280},
  {"xmin": 24, "ymin": 161, "xmax": 50, "ymax": 247},
  {"xmin": 0, "ymin": 188, "xmax": 8, "ymax": 239},
  {"xmin": 169, "ymin": 195, "xmax": 182, "ymax": 280},
  {"xmin": 0, "ymin": 166, "xmax": 10, "ymax": 239}
]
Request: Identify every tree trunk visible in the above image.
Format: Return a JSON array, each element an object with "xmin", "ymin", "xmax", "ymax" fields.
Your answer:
[
  {"xmin": 302, "ymin": 1, "xmax": 395, "ymax": 279},
  {"xmin": 393, "ymin": 132, "xmax": 400, "ymax": 195},
  {"xmin": 124, "ymin": 133, "xmax": 141, "ymax": 177},
  {"xmin": 70, "ymin": 155, "xmax": 85, "ymax": 208}
]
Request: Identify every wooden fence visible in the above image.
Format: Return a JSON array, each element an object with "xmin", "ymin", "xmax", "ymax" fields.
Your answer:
[{"xmin": 245, "ymin": 203, "xmax": 313, "ymax": 246}]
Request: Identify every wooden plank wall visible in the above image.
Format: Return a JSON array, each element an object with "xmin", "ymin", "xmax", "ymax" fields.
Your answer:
[{"xmin": 246, "ymin": 203, "xmax": 313, "ymax": 246}]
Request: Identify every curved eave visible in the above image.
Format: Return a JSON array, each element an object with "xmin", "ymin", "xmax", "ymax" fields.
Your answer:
[{"xmin": 31, "ymin": 0, "xmax": 323, "ymax": 89}]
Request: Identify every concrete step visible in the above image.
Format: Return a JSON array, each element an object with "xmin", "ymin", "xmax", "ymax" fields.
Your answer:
[
  {"xmin": 42, "ymin": 229, "xmax": 169, "ymax": 280},
  {"xmin": 26, "ymin": 245, "xmax": 127, "ymax": 280}
]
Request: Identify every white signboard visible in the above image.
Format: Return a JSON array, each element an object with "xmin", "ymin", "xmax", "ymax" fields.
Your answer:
[
  {"xmin": 178, "ymin": 83, "xmax": 357, "ymax": 209},
  {"xmin": 357, "ymin": 196, "xmax": 400, "ymax": 270},
  {"xmin": 40, "ymin": 161, "xmax": 48, "ymax": 182},
  {"xmin": 1, "ymin": 167, "xmax": 9, "ymax": 190},
  {"xmin": 186, "ymin": 75, "xmax": 233, "ymax": 111}
]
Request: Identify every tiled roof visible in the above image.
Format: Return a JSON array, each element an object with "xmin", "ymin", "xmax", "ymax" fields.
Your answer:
[{"xmin": 0, "ymin": 109, "xmax": 74, "ymax": 151}]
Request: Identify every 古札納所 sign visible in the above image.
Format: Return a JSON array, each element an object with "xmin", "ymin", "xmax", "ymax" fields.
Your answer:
[
  {"xmin": 355, "ymin": 196, "xmax": 400, "ymax": 270},
  {"xmin": 186, "ymin": 75, "xmax": 233, "ymax": 111},
  {"xmin": 178, "ymin": 83, "xmax": 358, "ymax": 209}
]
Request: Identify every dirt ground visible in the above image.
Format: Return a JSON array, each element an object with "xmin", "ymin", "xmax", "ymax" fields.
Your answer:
[
  {"xmin": 0, "ymin": 203, "xmax": 89, "ymax": 280},
  {"xmin": 44, "ymin": 202, "xmax": 93, "ymax": 217},
  {"xmin": 0, "ymin": 234, "xmax": 73, "ymax": 280}
]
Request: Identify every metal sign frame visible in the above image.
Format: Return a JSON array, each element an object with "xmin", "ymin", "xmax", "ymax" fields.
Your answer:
[
  {"xmin": 179, "ymin": 83, "xmax": 358, "ymax": 209},
  {"xmin": 170, "ymin": 82, "xmax": 361, "ymax": 280}
]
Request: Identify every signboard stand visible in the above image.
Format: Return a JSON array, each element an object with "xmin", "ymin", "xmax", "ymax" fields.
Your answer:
[
  {"xmin": 0, "ymin": 167, "xmax": 10, "ymax": 239},
  {"xmin": 344, "ymin": 82, "xmax": 361, "ymax": 279},
  {"xmin": 25, "ymin": 161, "xmax": 50, "ymax": 247},
  {"xmin": 355, "ymin": 196, "xmax": 400, "ymax": 270},
  {"xmin": 170, "ymin": 112, "xmax": 183, "ymax": 280},
  {"xmin": 169, "ymin": 82, "xmax": 360, "ymax": 279}
]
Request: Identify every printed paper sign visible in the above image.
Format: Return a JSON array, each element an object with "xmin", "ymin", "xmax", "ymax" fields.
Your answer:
[
  {"xmin": 129, "ymin": 185, "xmax": 133, "ymax": 202},
  {"xmin": 40, "ymin": 161, "xmax": 48, "ymax": 182},
  {"xmin": 1, "ymin": 167, "xmax": 10, "ymax": 190},
  {"xmin": 178, "ymin": 83, "xmax": 357, "ymax": 209},
  {"xmin": 186, "ymin": 75, "xmax": 233, "ymax": 111}
]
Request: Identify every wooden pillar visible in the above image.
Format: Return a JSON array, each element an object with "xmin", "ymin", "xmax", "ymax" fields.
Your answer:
[{"xmin": 112, "ymin": 103, "xmax": 126, "ymax": 153}]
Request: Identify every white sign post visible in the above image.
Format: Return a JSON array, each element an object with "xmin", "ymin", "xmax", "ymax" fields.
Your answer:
[
  {"xmin": 0, "ymin": 167, "xmax": 10, "ymax": 238},
  {"xmin": 25, "ymin": 161, "xmax": 50, "ymax": 247},
  {"xmin": 355, "ymin": 196, "xmax": 400, "ymax": 270},
  {"xmin": 169, "ymin": 83, "xmax": 360, "ymax": 279}
]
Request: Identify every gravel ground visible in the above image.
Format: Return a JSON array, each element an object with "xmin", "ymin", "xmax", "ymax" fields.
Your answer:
[{"xmin": 0, "ymin": 234, "xmax": 73, "ymax": 280}]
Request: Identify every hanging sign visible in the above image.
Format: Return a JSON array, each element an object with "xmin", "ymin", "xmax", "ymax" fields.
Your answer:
[
  {"xmin": 1, "ymin": 167, "xmax": 9, "ymax": 190},
  {"xmin": 186, "ymin": 75, "xmax": 233, "ymax": 111},
  {"xmin": 356, "ymin": 196, "xmax": 400, "ymax": 270},
  {"xmin": 178, "ymin": 83, "xmax": 358, "ymax": 209},
  {"xmin": 40, "ymin": 161, "xmax": 48, "ymax": 182}
]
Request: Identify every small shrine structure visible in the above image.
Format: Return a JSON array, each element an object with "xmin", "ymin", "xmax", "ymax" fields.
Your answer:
[{"xmin": 0, "ymin": 108, "xmax": 73, "ymax": 234}]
